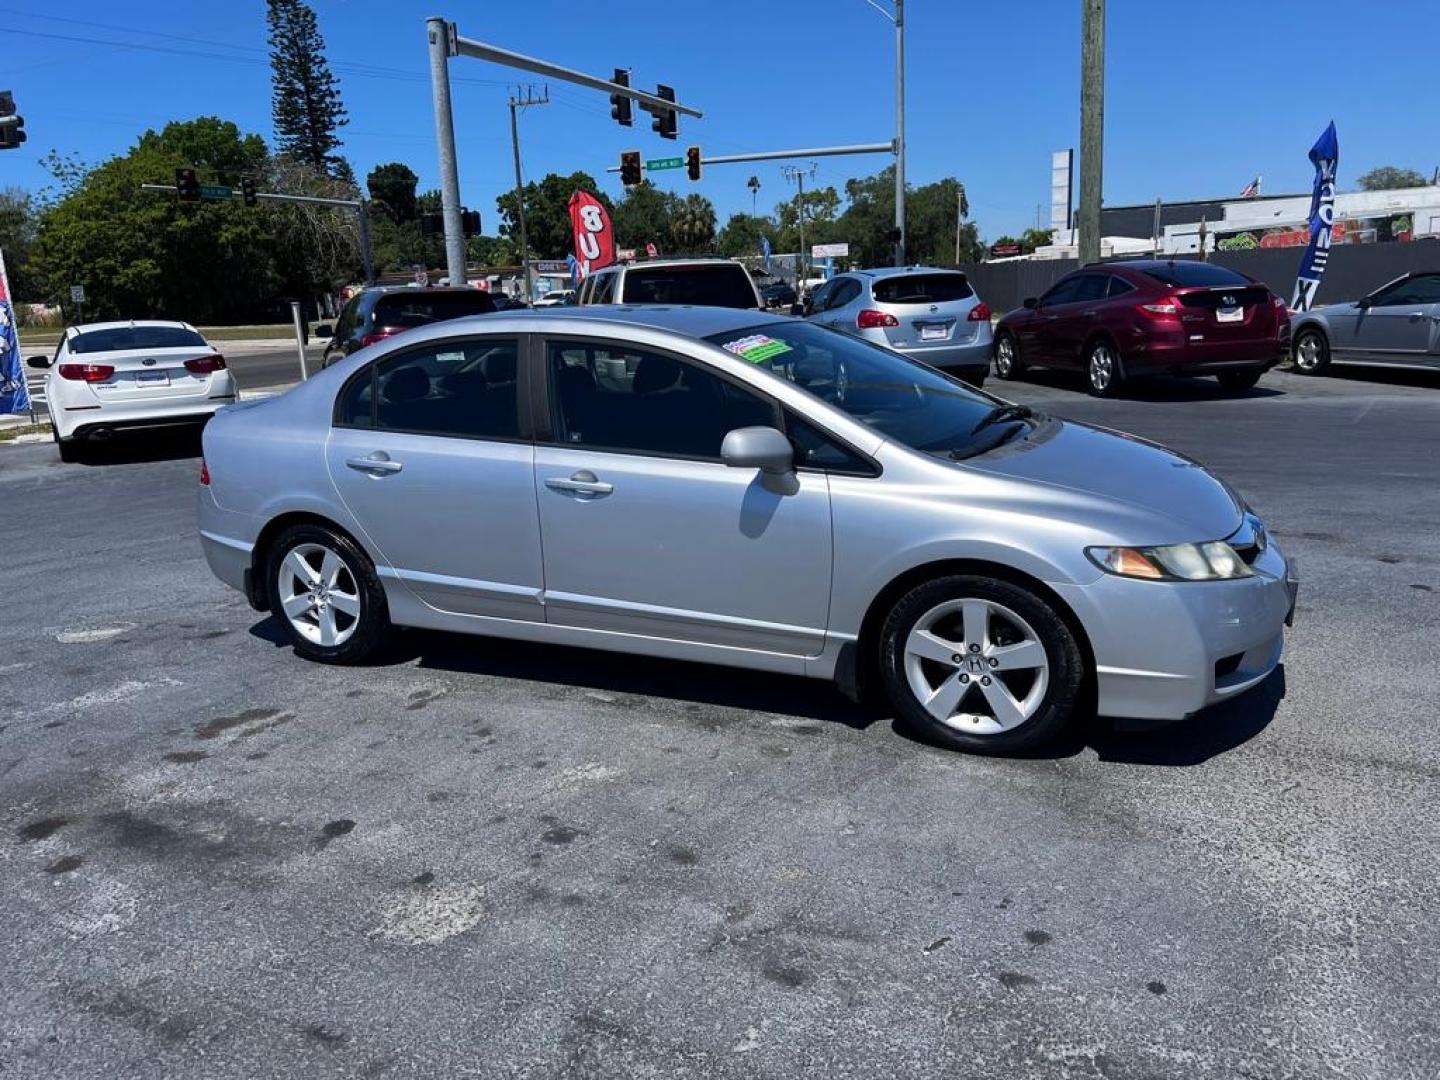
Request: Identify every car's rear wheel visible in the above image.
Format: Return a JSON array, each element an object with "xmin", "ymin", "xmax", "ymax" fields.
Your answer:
[
  {"xmin": 880, "ymin": 575, "xmax": 1084, "ymax": 754},
  {"xmin": 267, "ymin": 524, "xmax": 390, "ymax": 664},
  {"xmin": 1216, "ymin": 369, "xmax": 1263, "ymax": 392},
  {"xmin": 994, "ymin": 332, "xmax": 1024, "ymax": 380},
  {"xmin": 1292, "ymin": 328, "xmax": 1330, "ymax": 375},
  {"xmin": 52, "ymin": 425, "xmax": 81, "ymax": 463},
  {"xmin": 1085, "ymin": 340, "xmax": 1124, "ymax": 397}
]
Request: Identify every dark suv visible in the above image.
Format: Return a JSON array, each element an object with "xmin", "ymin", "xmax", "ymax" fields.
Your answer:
[
  {"xmin": 318, "ymin": 286, "xmax": 497, "ymax": 368},
  {"xmin": 993, "ymin": 260, "xmax": 1290, "ymax": 396}
]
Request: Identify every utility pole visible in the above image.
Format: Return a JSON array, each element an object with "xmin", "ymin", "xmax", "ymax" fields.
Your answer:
[
  {"xmin": 1078, "ymin": 0, "xmax": 1105, "ymax": 265},
  {"xmin": 508, "ymin": 85, "xmax": 549, "ymax": 304},
  {"xmin": 782, "ymin": 163, "xmax": 817, "ymax": 290},
  {"xmin": 955, "ymin": 190, "xmax": 962, "ymax": 265},
  {"xmin": 894, "ymin": 0, "xmax": 906, "ymax": 266},
  {"xmin": 1151, "ymin": 197, "xmax": 1163, "ymax": 256},
  {"xmin": 427, "ymin": 17, "xmax": 468, "ymax": 288}
]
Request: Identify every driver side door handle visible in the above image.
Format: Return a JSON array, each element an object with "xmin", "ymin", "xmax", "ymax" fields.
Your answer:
[
  {"xmin": 545, "ymin": 469, "xmax": 614, "ymax": 497},
  {"xmin": 346, "ymin": 453, "xmax": 403, "ymax": 476}
]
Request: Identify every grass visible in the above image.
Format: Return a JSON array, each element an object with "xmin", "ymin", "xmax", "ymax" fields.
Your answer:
[
  {"xmin": 0, "ymin": 422, "xmax": 51, "ymax": 442},
  {"xmin": 20, "ymin": 323, "xmax": 298, "ymax": 348}
]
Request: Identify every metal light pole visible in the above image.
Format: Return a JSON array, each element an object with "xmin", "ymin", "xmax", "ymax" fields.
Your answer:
[
  {"xmin": 1077, "ymin": 0, "xmax": 1105, "ymax": 265},
  {"xmin": 427, "ymin": 17, "xmax": 468, "ymax": 288},
  {"xmin": 893, "ymin": 0, "xmax": 906, "ymax": 266},
  {"xmin": 508, "ymin": 87, "xmax": 548, "ymax": 304}
]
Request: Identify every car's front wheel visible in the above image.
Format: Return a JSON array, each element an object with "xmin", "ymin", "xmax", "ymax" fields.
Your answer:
[
  {"xmin": 1292, "ymin": 328, "xmax": 1330, "ymax": 375},
  {"xmin": 267, "ymin": 523, "xmax": 391, "ymax": 664},
  {"xmin": 879, "ymin": 575, "xmax": 1084, "ymax": 754},
  {"xmin": 993, "ymin": 331, "xmax": 1024, "ymax": 380},
  {"xmin": 1085, "ymin": 340, "xmax": 1124, "ymax": 397}
]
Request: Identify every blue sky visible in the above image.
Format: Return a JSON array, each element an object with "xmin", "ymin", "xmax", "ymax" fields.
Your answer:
[{"xmin": 3, "ymin": 0, "xmax": 1437, "ymax": 240}]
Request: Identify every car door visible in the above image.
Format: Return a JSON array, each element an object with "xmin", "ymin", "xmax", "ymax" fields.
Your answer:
[
  {"xmin": 531, "ymin": 336, "xmax": 834, "ymax": 657},
  {"xmin": 1042, "ymin": 273, "xmax": 1111, "ymax": 367},
  {"xmin": 1350, "ymin": 274, "xmax": 1440, "ymax": 363},
  {"xmin": 324, "ymin": 334, "xmax": 544, "ymax": 621},
  {"xmin": 818, "ymin": 277, "xmax": 863, "ymax": 332},
  {"xmin": 1026, "ymin": 276, "xmax": 1081, "ymax": 363}
]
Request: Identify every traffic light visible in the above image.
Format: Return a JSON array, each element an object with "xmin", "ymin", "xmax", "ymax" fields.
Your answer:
[
  {"xmin": 0, "ymin": 91, "xmax": 25, "ymax": 150},
  {"xmin": 420, "ymin": 211, "xmax": 444, "ymax": 237},
  {"xmin": 176, "ymin": 168, "xmax": 201, "ymax": 202},
  {"xmin": 650, "ymin": 84, "xmax": 677, "ymax": 140},
  {"xmin": 620, "ymin": 150, "xmax": 642, "ymax": 188},
  {"xmin": 241, "ymin": 177, "xmax": 258, "ymax": 207},
  {"xmin": 461, "ymin": 209, "xmax": 481, "ymax": 237},
  {"xmin": 609, "ymin": 68, "xmax": 632, "ymax": 127},
  {"xmin": 686, "ymin": 145, "xmax": 702, "ymax": 182}
]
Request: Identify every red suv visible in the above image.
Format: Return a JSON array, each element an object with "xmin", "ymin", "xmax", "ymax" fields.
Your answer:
[{"xmin": 992, "ymin": 260, "xmax": 1290, "ymax": 396}]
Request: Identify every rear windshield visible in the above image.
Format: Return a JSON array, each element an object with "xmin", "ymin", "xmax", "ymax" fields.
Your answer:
[
  {"xmin": 1137, "ymin": 262, "xmax": 1250, "ymax": 288},
  {"xmin": 374, "ymin": 290, "xmax": 496, "ymax": 329},
  {"xmin": 69, "ymin": 326, "xmax": 207, "ymax": 353},
  {"xmin": 871, "ymin": 273, "xmax": 974, "ymax": 305},
  {"xmin": 622, "ymin": 265, "xmax": 758, "ymax": 309}
]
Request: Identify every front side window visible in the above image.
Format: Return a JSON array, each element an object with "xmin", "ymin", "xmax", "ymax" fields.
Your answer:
[
  {"xmin": 1039, "ymin": 277, "xmax": 1081, "ymax": 307},
  {"xmin": 590, "ymin": 271, "xmax": 617, "ymax": 304},
  {"xmin": 546, "ymin": 341, "xmax": 775, "ymax": 459},
  {"xmin": 705, "ymin": 321, "xmax": 1006, "ymax": 459},
  {"xmin": 1369, "ymin": 274, "xmax": 1440, "ymax": 306},
  {"xmin": 1070, "ymin": 275, "xmax": 1111, "ymax": 304},
  {"xmin": 337, "ymin": 338, "xmax": 520, "ymax": 439}
]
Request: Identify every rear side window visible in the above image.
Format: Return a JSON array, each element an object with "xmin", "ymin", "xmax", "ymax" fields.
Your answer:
[
  {"xmin": 373, "ymin": 291, "xmax": 497, "ymax": 330},
  {"xmin": 871, "ymin": 273, "xmax": 974, "ymax": 305},
  {"xmin": 826, "ymin": 279, "xmax": 862, "ymax": 310},
  {"xmin": 69, "ymin": 326, "xmax": 207, "ymax": 353},
  {"xmin": 621, "ymin": 265, "xmax": 758, "ymax": 309},
  {"xmin": 591, "ymin": 271, "xmax": 618, "ymax": 304},
  {"xmin": 1138, "ymin": 262, "xmax": 1250, "ymax": 288},
  {"xmin": 338, "ymin": 338, "xmax": 520, "ymax": 440},
  {"xmin": 1070, "ymin": 275, "xmax": 1110, "ymax": 304},
  {"xmin": 1107, "ymin": 276, "xmax": 1135, "ymax": 298}
]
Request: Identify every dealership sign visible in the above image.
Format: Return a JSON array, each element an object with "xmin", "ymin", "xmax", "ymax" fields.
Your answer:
[
  {"xmin": 811, "ymin": 242, "xmax": 849, "ymax": 258},
  {"xmin": 1291, "ymin": 121, "xmax": 1339, "ymax": 311}
]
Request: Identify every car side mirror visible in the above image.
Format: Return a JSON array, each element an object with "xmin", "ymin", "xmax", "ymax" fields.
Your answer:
[
  {"xmin": 1022, "ymin": 297, "xmax": 1038, "ymax": 309},
  {"xmin": 721, "ymin": 426, "xmax": 794, "ymax": 476},
  {"xmin": 1356, "ymin": 298, "xmax": 1372, "ymax": 310},
  {"xmin": 313, "ymin": 324, "xmax": 334, "ymax": 339},
  {"xmin": 26, "ymin": 355, "xmax": 51, "ymax": 369}
]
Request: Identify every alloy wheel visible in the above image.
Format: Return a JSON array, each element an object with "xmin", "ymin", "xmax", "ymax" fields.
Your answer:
[
  {"xmin": 902, "ymin": 598, "xmax": 1049, "ymax": 736},
  {"xmin": 995, "ymin": 336, "xmax": 1015, "ymax": 377},
  {"xmin": 276, "ymin": 542, "xmax": 362, "ymax": 647},
  {"xmin": 1088, "ymin": 344, "xmax": 1116, "ymax": 393},
  {"xmin": 1294, "ymin": 332, "xmax": 1324, "ymax": 372}
]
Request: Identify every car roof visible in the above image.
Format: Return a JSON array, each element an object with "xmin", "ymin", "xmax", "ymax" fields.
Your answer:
[
  {"xmin": 412, "ymin": 305, "xmax": 788, "ymax": 340},
  {"xmin": 851, "ymin": 265, "xmax": 969, "ymax": 280},
  {"xmin": 615, "ymin": 258, "xmax": 745, "ymax": 270}
]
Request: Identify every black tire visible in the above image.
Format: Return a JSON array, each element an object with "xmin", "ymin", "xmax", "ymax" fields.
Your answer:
[
  {"xmin": 993, "ymin": 331, "xmax": 1025, "ymax": 380},
  {"xmin": 53, "ymin": 426, "xmax": 81, "ymax": 464},
  {"xmin": 266, "ymin": 523, "xmax": 391, "ymax": 664},
  {"xmin": 1085, "ymin": 339, "xmax": 1125, "ymax": 397},
  {"xmin": 879, "ymin": 574, "xmax": 1084, "ymax": 755},
  {"xmin": 1292, "ymin": 327, "xmax": 1330, "ymax": 375},
  {"xmin": 1216, "ymin": 369, "xmax": 1263, "ymax": 392}
]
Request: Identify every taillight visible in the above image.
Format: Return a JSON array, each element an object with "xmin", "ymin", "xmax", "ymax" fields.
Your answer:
[
  {"xmin": 967, "ymin": 301, "xmax": 992, "ymax": 322},
  {"xmin": 199, "ymin": 460, "xmax": 210, "ymax": 486},
  {"xmin": 1137, "ymin": 301, "xmax": 1180, "ymax": 318},
  {"xmin": 184, "ymin": 353, "xmax": 227, "ymax": 374},
  {"xmin": 57, "ymin": 363, "xmax": 115, "ymax": 382},
  {"xmin": 360, "ymin": 327, "xmax": 402, "ymax": 347},
  {"xmin": 857, "ymin": 309, "xmax": 899, "ymax": 329}
]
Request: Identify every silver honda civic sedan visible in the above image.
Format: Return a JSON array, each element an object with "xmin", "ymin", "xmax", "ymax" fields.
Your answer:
[{"xmin": 198, "ymin": 306, "xmax": 1298, "ymax": 754}]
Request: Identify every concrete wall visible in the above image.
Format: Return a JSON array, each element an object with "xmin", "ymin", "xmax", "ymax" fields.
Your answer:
[{"xmin": 959, "ymin": 240, "xmax": 1440, "ymax": 314}]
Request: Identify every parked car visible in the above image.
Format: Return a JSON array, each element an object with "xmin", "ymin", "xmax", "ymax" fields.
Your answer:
[
  {"xmin": 317, "ymin": 286, "xmax": 497, "ymax": 367},
  {"xmin": 577, "ymin": 258, "xmax": 763, "ymax": 310},
  {"xmin": 533, "ymin": 290, "xmax": 576, "ymax": 308},
  {"xmin": 801, "ymin": 267, "xmax": 992, "ymax": 386},
  {"xmin": 1290, "ymin": 270, "xmax": 1440, "ymax": 376},
  {"xmin": 29, "ymin": 321, "xmax": 236, "ymax": 462},
  {"xmin": 993, "ymin": 260, "xmax": 1290, "ymax": 396},
  {"xmin": 759, "ymin": 279, "xmax": 797, "ymax": 309},
  {"xmin": 198, "ymin": 306, "xmax": 1297, "ymax": 755}
]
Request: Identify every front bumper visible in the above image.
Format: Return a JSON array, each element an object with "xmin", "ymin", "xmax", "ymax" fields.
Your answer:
[{"xmin": 1053, "ymin": 539, "xmax": 1296, "ymax": 721}]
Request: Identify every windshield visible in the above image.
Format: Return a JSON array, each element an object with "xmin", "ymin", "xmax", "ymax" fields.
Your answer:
[
  {"xmin": 69, "ymin": 326, "xmax": 207, "ymax": 353},
  {"xmin": 704, "ymin": 321, "xmax": 1016, "ymax": 457},
  {"xmin": 624, "ymin": 265, "xmax": 758, "ymax": 308},
  {"xmin": 374, "ymin": 291, "xmax": 496, "ymax": 328}
]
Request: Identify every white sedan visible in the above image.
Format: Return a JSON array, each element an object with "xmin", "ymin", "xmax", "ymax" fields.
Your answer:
[{"xmin": 30, "ymin": 321, "xmax": 237, "ymax": 462}]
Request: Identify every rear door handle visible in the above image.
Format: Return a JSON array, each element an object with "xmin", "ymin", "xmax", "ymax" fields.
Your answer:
[
  {"xmin": 346, "ymin": 453, "xmax": 403, "ymax": 475},
  {"xmin": 545, "ymin": 470, "xmax": 613, "ymax": 497},
  {"xmin": 1081, "ymin": 310, "xmax": 1098, "ymax": 316}
]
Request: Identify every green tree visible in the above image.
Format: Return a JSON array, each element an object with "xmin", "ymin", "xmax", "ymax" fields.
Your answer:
[
  {"xmin": 1356, "ymin": 166, "xmax": 1427, "ymax": 191},
  {"xmin": 717, "ymin": 212, "xmax": 776, "ymax": 259},
  {"xmin": 495, "ymin": 171, "xmax": 610, "ymax": 260},
  {"xmin": 266, "ymin": 0, "xmax": 349, "ymax": 176},
  {"xmin": 468, "ymin": 234, "xmax": 517, "ymax": 267},
  {"xmin": 670, "ymin": 194, "xmax": 717, "ymax": 254},
  {"xmin": 1019, "ymin": 227, "xmax": 1054, "ymax": 253},
  {"xmin": 366, "ymin": 162, "xmax": 419, "ymax": 223},
  {"xmin": 0, "ymin": 188, "xmax": 41, "ymax": 300},
  {"xmin": 612, "ymin": 181, "xmax": 678, "ymax": 254},
  {"xmin": 832, "ymin": 167, "xmax": 897, "ymax": 267}
]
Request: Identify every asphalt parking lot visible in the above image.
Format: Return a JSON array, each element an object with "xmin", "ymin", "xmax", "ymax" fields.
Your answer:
[{"xmin": 2, "ymin": 365, "xmax": 1438, "ymax": 1079}]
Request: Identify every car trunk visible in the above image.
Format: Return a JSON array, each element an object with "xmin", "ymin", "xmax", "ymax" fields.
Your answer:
[
  {"xmin": 86, "ymin": 346, "xmax": 221, "ymax": 401},
  {"xmin": 1175, "ymin": 285, "xmax": 1276, "ymax": 342},
  {"xmin": 871, "ymin": 273, "xmax": 982, "ymax": 350}
]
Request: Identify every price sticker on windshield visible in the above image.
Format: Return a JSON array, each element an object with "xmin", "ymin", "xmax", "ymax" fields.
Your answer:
[{"xmin": 722, "ymin": 334, "xmax": 792, "ymax": 364}]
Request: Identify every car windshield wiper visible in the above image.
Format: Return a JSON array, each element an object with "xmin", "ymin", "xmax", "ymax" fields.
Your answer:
[
  {"xmin": 948, "ymin": 421, "xmax": 1027, "ymax": 461},
  {"xmin": 970, "ymin": 403, "xmax": 1035, "ymax": 434}
]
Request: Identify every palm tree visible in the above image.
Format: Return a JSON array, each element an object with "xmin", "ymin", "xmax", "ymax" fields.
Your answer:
[
  {"xmin": 747, "ymin": 175, "xmax": 761, "ymax": 216},
  {"xmin": 671, "ymin": 194, "xmax": 717, "ymax": 253}
]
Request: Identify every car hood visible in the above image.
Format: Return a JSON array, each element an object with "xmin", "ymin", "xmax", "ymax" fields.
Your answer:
[{"xmin": 963, "ymin": 419, "xmax": 1244, "ymax": 540}]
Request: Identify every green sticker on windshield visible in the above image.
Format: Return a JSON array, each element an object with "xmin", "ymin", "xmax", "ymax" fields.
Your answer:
[{"xmin": 722, "ymin": 334, "xmax": 792, "ymax": 364}]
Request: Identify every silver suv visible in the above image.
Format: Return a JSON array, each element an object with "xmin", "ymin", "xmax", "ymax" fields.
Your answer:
[
  {"xmin": 804, "ymin": 266, "xmax": 993, "ymax": 385},
  {"xmin": 577, "ymin": 258, "xmax": 762, "ymax": 310}
]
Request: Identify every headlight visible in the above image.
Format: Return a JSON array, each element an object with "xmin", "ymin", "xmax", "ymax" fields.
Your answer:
[{"xmin": 1087, "ymin": 541, "xmax": 1254, "ymax": 581}]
